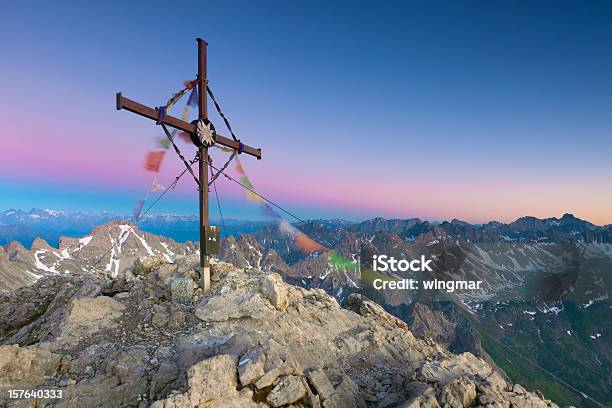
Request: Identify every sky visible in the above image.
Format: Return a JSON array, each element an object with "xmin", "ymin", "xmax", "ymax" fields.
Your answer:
[{"xmin": 1, "ymin": 1, "xmax": 611, "ymax": 225}]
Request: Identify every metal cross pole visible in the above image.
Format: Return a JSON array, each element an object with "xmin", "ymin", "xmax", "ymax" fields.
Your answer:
[
  {"xmin": 115, "ymin": 37, "xmax": 262, "ymax": 290},
  {"xmin": 197, "ymin": 38, "xmax": 210, "ymax": 290}
]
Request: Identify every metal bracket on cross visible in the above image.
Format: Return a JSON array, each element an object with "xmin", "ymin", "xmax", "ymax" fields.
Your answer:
[{"xmin": 191, "ymin": 118, "xmax": 216, "ymax": 147}]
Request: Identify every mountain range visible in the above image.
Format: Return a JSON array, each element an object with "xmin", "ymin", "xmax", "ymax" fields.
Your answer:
[
  {"xmin": 0, "ymin": 211, "xmax": 610, "ymax": 406},
  {"xmin": 0, "ymin": 208, "xmax": 273, "ymax": 247}
]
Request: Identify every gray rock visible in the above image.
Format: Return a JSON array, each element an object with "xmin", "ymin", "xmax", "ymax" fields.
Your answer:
[
  {"xmin": 149, "ymin": 362, "xmax": 178, "ymax": 400},
  {"xmin": 175, "ymin": 334, "xmax": 222, "ymax": 369},
  {"xmin": 307, "ymin": 368, "xmax": 335, "ymax": 400},
  {"xmin": 113, "ymin": 292, "xmax": 131, "ymax": 300},
  {"xmin": 104, "ymin": 346, "xmax": 149, "ymax": 383},
  {"xmin": 170, "ymin": 278, "xmax": 197, "ymax": 305},
  {"xmin": 150, "ymin": 354, "xmax": 259, "ymax": 407},
  {"xmin": 152, "ymin": 312, "xmax": 169, "ymax": 328},
  {"xmin": 321, "ymin": 374, "xmax": 365, "ymax": 408},
  {"xmin": 167, "ymin": 310, "xmax": 187, "ymax": 330},
  {"xmin": 56, "ymin": 374, "xmax": 148, "ymax": 408},
  {"xmin": 195, "ymin": 292, "xmax": 272, "ymax": 321},
  {"xmin": 255, "ymin": 366, "xmax": 282, "ymax": 389},
  {"xmin": 437, "ymin": 376, "xmax": 477, "ymax": 407},
  {"xmin": 302, "ymin": 377, "xmax": 322, "ymax": 408},
  {"xmin": 238, "ymin": 349, "xmax": 265, "ymax": 386},
  {"xmin": 267, "ymin": 375, "xmax": 307, "ymax": 407},
  {"xmin": 513, "ymin": 383, "xmax": 527, "ymax": 395},
  {"xmin": 0, "ymin": 257, "xmax": 561, "ymax": 408},
  {"xmin": 157, "ymin": 263, "xmax": 179, "ymax": 284},
  {"xmin": 53, "ymin": 295, "xmax": 126, "ymax": 346},
  {"xmin": 133, "ymin": 255, "xmax": 167, "ymax": 276},
  {"xmin": 260, "ymin": 273, "xmax": 288, "ymax": 311},
  {"xmin": 0, "ymin": 345, "xmax": 68, "ymax": 388},
  {"xmin": 418, "ymin": 352, "xmax": 499, "ymax": 386}
]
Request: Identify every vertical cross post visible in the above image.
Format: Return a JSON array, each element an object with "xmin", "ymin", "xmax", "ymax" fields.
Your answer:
[{"xmin": 197, "ymin": 38, "xmax": 210, "ymax": 291}]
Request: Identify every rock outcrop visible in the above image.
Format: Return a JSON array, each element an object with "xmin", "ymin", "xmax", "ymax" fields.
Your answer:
[
  {"xmin": 0, "ymin": 345, "xmax": 69, "ymax": 388},
  {"xmin": 0, "ymin": 255, "xmax": 561, "ymax": 407}
]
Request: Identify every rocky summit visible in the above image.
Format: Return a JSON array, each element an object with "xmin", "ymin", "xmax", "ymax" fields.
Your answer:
[{"xmin": 0, "ymin": 253, "xmax": 562, "ymax": 408}]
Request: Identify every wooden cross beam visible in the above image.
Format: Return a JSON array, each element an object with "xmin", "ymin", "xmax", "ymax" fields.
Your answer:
[
  {"xmin": 115, "ymin": 94, "xmax": 262, "ymax": 159},
  {"xmin": 116, "ymin": 38, "xmax": 262, "ymax": 290}
]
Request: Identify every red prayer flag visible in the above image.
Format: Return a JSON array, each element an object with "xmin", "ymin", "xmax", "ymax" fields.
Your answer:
[
  {"xmin": 184, "ymin": 79, "xmax": 198, "ymax": 90},
  {"xmin": 145, "ymin": 150, "xmax": 165, "ymax": 173}
]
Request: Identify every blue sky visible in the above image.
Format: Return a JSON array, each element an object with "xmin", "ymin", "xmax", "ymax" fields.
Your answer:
[{"xmin": 1, "ymin": 1, "xmax": 611, "ymax": 224}]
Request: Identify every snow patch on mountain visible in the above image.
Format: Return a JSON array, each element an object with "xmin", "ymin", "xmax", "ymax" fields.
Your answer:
[
  {"xmin": 132, "ymin": 230, "xmax": 154, "ymax": 256},
  {"xmin": 79, "ymin": 236, "xmax": 93, "ymax": 248},
  {"xmin": 34, "ymin": 250, "xmax": 59, "ymax": 274}
]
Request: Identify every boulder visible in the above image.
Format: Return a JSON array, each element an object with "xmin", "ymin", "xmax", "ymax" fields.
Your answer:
[
  {"xmin": 151, "ymin": 304, "xmax": 170, "ymax": 328},
  {"xmin": 133, "ymin": 255, "xmax": 167, "ymax": 276},
  {"xmin": 437, "ymin": 376, "xmax": 477, "ymax": 407},
  {"xmin": 399, "ymin": 383, "xmax": 441, "ymax": 408},
  {"xmin": 255, "ymin": 366, "xmax": 283, "ymax": 389},
  {"xmin": 0, "ymin": 345, "xmax": 68, "ymax": 388},
  {"xmin": 151, "ymin": 354, "xmax": 261, "ymax": 408},
  {"xmin": 260, "ymin": 273, "xmax": 288, "ymax": 311},
  {"xmin": 302, "ymin": 377, "xmax": 322, "ymax": 408},
  {"xmin": 195, "ymin": 293, "xmax": 272, "ymax": 322},
  {"xmin": 167, "ymin": 306, "xmax": 187, "ymax": 330},
  {"xmin": 346, "ymin": 293, "xmax": 407, "ymax": 330},
  {"xmin": 56, "ymin": 374, "xmax": 148, "ymax": 408},
  {"xmin": 321, "ymin": 374, "xmax": 365, "ymax": 408},
  {"xmin": 169, "ymin": 277, "xmax": 197, "ymax": 305},
  {"xmin": 513, "ymin": 383, "xmax": 527, "ymax": 395},
  {"xmin": 417, "ymin": 352, "xmax": 499, "ymax": 386},
  {"xmin": 267, "ymin": 375, "xmax": 307, "ymax": 407},
  {"xmin": 104, "ymin": 346, "xmax": 149, "ymax": 383},
  {"xmin": 175, "ymin": 335, "xmax": 219, "ymax": 370},
  {"xmin": 54, "ymin": 296, "xmax": 125, "ymax": 345},
  {"xmin": 157, "ymin": 263, "xmax": 179, "ymax": 284},
  {"xmin": 238, "ymin": 349, "xmax": 266, "ymax": 386},
  {"xmin": 149, "ymin": 362, "xmax": 179, "ymax": 400},
  {"xmin": 307, "ymin": 368, "xmax": 335, "ymax": 401}
]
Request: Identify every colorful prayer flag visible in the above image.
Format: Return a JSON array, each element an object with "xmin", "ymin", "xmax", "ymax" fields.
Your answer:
[
  {"xmin": 235, "ymin": 159, "xmax": 330, "ymax": 255},
  {"xmin": 178, "ymin": 132, "xmax": 192, "ymax": 143},
  {"xmin": 239, "ymin": 176, "xmax": 263, "ymax": 203},
  {"xmin": 261, "ymin": 203, "xmax": 281, "ymax": 219},
  {"xmin": 133, "ymin": 200, "xmax": 145, "ymax": 220},
  {"xmin": 157, "ymin": 137, "xmax": 171, "ymax": 150},
  {"xmin": 236, "ymin": 161, "xmax": 246, "ymax": 175},
  {"xmin": 149, "ymin": 177, "xmax": 165, "ymax": 193},
  {"xmin": 165, "ymin": 89, "xmax": 187, "ymax": 110},
  {"xmin": 328, "ymin": 251, "xmax": 355, "ymax": 271},
  {"xmin": 294, "ymin": 233, "xmax": 328, "ymax": 254},
  {"xmin": 187, "ymin": 88, "xmax": 198, "ymax": 107},
  {"xmin": 184, "ymin": 79, "xmax": 198, "ymax": 90},
  {"xmin": 182, "ymin": 104, "xmax": 189, "ymax": 121},
  {"xmin": 145, "ymin": 150, "xmax": 165, "ymax": 172},
  {"xmin": 214, "ymin": 145, "xmax": 235, "ymax": 153}
]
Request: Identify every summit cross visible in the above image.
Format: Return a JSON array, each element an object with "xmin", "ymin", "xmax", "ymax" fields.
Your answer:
[{"xmin": 116, "ymin": 38, "xmax": 262, "ymax": 290}]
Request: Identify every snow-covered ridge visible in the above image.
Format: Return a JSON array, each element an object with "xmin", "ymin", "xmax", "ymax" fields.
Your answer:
[{"xmin": 2, "ymin": 222, "xmax": 196, "ymax": 291}]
